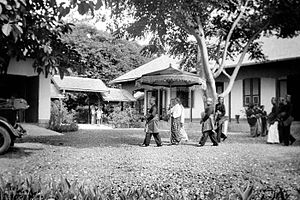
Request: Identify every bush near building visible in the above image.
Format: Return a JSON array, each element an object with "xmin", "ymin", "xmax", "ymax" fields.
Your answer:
[{"xmin": 48, "ymin": 100, "xmax": 78, "ymax": 132}]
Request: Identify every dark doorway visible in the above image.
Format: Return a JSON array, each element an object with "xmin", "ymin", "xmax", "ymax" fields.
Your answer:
[
  {"xmin": 25, "ymin": 76, "xmax": 39, "ymax": 123},
  {"xmin": 287, "ymin": 75, "xmax": 300, "ymax": 121}
]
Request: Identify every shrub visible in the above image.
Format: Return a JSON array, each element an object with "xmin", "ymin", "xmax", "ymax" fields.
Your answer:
[
  {"xmin": 0, "ymin": 176, "xmax": 298, "ymax": 200},
  {"xmin": 108, "ymin": 105, "xmax": 143, "ymax": 128},
  {"xmin": 75, "ymin": 106, "xmax": 89, "ymax": 124},
  {"xmin": 48, "ymin": 100, "xmax": 78, "ymax": 132}
]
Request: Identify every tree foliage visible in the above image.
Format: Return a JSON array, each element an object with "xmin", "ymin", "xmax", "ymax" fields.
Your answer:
[
  {"xmin": 104, "ymin": 0, "xmax": 300, "ymax": 100},
  {"xmin": 62, "ymin": 23, "xmax": 151, "ymax": 85},
  {"xmin": 0, "ymin": 0, "xmax": 85, "ymax": 77}
]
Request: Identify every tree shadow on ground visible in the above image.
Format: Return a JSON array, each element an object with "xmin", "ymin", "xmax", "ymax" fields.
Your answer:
[
  {"xmin": 15, "ymin": 129, "xmax": 300, "ymax": 149},
  {"xmin": 16, "ymin": 129, "xmax": 147, "ymax": 148},
  {"xmin": 0, "ymin": 146, "xmax": 44, "ymax": 159}
]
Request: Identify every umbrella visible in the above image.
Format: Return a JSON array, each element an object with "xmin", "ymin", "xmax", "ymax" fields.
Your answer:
[
  {"xmin": 136, "ymin": 65, "xmax": 206, "ymax": 88},
  {"xmin": 136, "ymin": 65, "xmax": 206, "ymax": 122}
]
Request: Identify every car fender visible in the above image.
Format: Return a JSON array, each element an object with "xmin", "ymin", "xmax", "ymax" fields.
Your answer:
[{"xmin": 0, "ymin": 117, "xmax": 23, "ymax": 138}]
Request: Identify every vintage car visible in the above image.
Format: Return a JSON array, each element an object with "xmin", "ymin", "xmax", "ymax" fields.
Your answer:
[{"xmin": 0, "ymin": 98, "xmax": 29, "ymax": 154}]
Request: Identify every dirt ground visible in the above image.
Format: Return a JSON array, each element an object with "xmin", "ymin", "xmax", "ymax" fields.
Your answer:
[{"xmin": 0, "ymin": 129, "xmax": 300, "ymax": 199}]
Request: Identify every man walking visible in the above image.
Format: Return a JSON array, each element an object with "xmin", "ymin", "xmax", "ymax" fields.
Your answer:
[
  {"xmin": 279, "ymin": 94, "xmax": 296, "ymax": 146},
  {"xmin": 140, "ymin": 96, "xmax": 162, "ymax": 147},
  {"xmin": 199, "ymin": 98, "xmax": 218, "ymax": 147},
  {"xmin": 215, "ymin": 97, "xmax": 228, "ymax": 142}
]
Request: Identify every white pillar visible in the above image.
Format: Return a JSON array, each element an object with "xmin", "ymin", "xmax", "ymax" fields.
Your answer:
[
  {"xmin": 144, "ymin": 90, "xmax": 148, "ymax": 115},
  {"xmin": 38, "ymin": 75, "xmax": 51, "ymax": 124}
]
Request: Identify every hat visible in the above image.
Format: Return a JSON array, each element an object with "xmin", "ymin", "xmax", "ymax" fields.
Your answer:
[{"xmin": 206, "ymin": 98, "xmax": 213, "ymax": 103}]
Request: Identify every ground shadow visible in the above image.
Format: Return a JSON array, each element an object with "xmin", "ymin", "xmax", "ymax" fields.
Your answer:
[
  {"xmin": 17, "ymin": 129, "xmax": 146, "ymax": 148},
  {"xmin": 16, "ymin": 129, "xmax": 300, "ymax": 149},
  {"xmin": 0, "ymin": 146, "xmax": 44, "ymax": 159}
]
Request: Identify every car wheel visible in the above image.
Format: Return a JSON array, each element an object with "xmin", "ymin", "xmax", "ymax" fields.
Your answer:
[{"xmin": 0, "ymin": 126, "xmax": 11, "ymax": 155}]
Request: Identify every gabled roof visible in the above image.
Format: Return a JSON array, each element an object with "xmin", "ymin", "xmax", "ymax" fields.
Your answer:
[
  {"xmin": 102, "ymin": 88, "xmax": 136, "ymax": 102},
  {"xmin": 52, "ymin": 75, "xmax": 108, "ymax": 93},
  {"xmin": 110, "ymin": 55, "xmax": 180, "ymax": 84},
  {"xmin": 50, "ymin": 83, "xmax": 65, "ymax": 99}
]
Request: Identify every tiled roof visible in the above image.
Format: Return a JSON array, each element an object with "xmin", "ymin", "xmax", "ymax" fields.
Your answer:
[
  {"xmin": 52, "ymin": 75, "xmax": 108, "ymax": 93},
  {"xmin": 102, "ymin": 88, "xmax": 136, "ymax": 102},
  {"xmin": 110, "ymin": 55, "xmax": 180, "ymax": 84}
]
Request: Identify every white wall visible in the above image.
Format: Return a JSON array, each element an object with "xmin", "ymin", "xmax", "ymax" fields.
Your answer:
[
  {"xmin": 7, "ymin": 58, "xmax": 36, "ymax": 76},
  {"xmin": 260, "ymin": 78, "xmax": 276, "ymax": 114},
  {"xmin": 39, "ymin": 76, "xmax": 51, "ymax": 124},
  {"xmin": 230, "ymin": 80, "xmax": 244, "ymax": 118}
]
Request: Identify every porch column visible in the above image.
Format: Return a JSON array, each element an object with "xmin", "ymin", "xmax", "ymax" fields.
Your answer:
[
  {"xmin": 189, "ymin": 88, "xmax": 193, "ymax": 122},
  {"xmin": 157, "ymin": 88, "xmax": 161, "ymax": 120},
  {"xmin": 144, "ymin": 89, "xmax": 148, "ymax": 115}
]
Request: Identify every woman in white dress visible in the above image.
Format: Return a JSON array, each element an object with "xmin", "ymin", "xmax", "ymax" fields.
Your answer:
[{"xmin": 267, "ymin": 97, "xmax": 279, "ymax": 144}]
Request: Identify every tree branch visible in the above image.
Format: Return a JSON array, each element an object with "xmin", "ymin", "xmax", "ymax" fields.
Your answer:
[
  {"xmin": 220, "ymin": 22, "xmax": 270, "ymax": 97},
  {"xmin": 222, "ymin": 69, "xmax": 231, "ymax": 79},
  {"xmin": 213, "ymin": 0, "xmax": 249, "ymax": 78}
]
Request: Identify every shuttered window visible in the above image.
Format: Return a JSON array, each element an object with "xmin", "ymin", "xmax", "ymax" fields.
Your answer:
[{"xmin": 243, "ymin": 78, "xmax": 260, "ymax": 106}]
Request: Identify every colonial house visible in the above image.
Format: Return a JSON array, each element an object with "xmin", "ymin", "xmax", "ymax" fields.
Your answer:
[{"xmin": 110, "ymin": 37, "xmax": 300, "ymax": 122}]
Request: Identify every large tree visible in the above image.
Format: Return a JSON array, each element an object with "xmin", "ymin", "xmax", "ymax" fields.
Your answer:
[
  {"xmin": 62, "ymin": 23, "xmax": 150, "ymax": 85},
  {"xmin": 101, "ymin": 0, "xmax": 300, "ymax": 103}
]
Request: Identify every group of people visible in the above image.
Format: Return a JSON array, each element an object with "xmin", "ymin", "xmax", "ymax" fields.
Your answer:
[
  {"xmin": 245, "ymin": 104, "xmax": 268, "ymax": 137},
  {"xmin": 266, "ymin": 95, "xmax": 296, "ymax": 146},
  {"xmin": 90, "ymin": 105, "xmax": 103, "ymax": 125},
  {"xmin": 140, "ymin": 96, "xmax": 228, "ymax": 147},
  {"xmin": 246, "ymin": 94, "xmax": 296, "ymax": 146}
]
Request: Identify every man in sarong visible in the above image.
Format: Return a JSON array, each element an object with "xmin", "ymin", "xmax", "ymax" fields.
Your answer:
[
  {"xmin": 168, "ymin": 97, "xmax": 182, "ymax": 145},
  {"xmin": 278, "ymin": 94, "xmax": 296, "ymax": 146},
  {"xmin": 199, "ymin": 98, "xmax": 218, "ymax": 147},
  {"xmin": 140, "ymin": 97, "xmax": 162, "ymax": 147},
  {"xmin": 215, "ymin": 97, "xmax": 228, "ymax": 142}
]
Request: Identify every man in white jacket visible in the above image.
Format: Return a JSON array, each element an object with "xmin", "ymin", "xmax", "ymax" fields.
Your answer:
[
  {"xmin": 168, "ymin": 98, "xmax": 182, "ymax": 144},
  {"xmin": 178, "ymin": 98, "xmax": 188, "ymax": 142}
]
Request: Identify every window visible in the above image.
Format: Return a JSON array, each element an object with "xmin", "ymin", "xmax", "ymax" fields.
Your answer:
[
  {"xmin": 216, "ymin": 82, "xmax": 224, "ymax": 94},
  {"xmin": 243, "ymin": 78, "xmax": 260, "ymax": 106},
  {"xmin": 176, "ymin": 87, "xmax": 193, "ymax": 108}
]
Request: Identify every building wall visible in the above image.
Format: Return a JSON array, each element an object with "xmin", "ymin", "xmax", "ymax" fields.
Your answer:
[
  {"xmin": 229, "ymin": 80, "xmax": 244, "ymax": 118},
  {"xmin": 39, "ymin": 76, "xmax": 51, "ymax": 124},
  {"xmin": 7, "ymin": 58, "xmax": 51, "ymax": 124},
  {"xmin": 223, "ymin": 78, "xmax": 277, "ymax": 119},
  {"xmin": 7, "ymin": 58, "xmax": 36, "ymax": 76},
  {"xmin": 260, "ymin": 78, "xmax": 276, "ymax": 114}
]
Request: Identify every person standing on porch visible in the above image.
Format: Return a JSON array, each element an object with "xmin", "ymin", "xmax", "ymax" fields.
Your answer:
[
  {"xmin": 140, "ymin": 96, "xmax": 162, "ymax": 147},
  {"xmin": 199, "ymin": 98, "xmax": 218, "ymax": 147},
  {"xmin": 246, "ymin": 103, "xmax": 259, "ymax": 137},
  {"xmin": 90, "ymin": 105, "xmax": 96, "ymax": 124},
  {"xmin": 96, "ymin": 106, "xmax": 103, "ymax": 125},
  {"xmin": 215, "ymin": 97, "xmax": 228, "ymax": 142},
  {"xmin": 168, "ymin": 97, "xmax": 182, "ymax": 145},
  {"xmin": 259, "ymin": 105, "xmax": 268, "ymax": 136}
]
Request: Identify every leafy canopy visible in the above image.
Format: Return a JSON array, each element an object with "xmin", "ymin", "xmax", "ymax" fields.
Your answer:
[
  {"xmin": 62, "ymin": 23, "xmax": 151, "ymax": 85},
  {"xmin": 0, "ymin": 0, "xmax": 85, "ymax": 77},
  {"xmin": 103, "ymin": 0, "xmax": 300, "ymax": 98}
]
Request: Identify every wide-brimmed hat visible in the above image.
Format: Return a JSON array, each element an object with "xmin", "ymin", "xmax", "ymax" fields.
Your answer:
[{"xmin": 206, "ymin": 98, "xmax": 213, "ymax": 103}]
